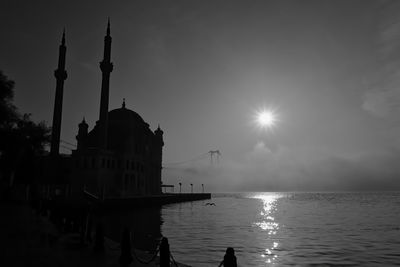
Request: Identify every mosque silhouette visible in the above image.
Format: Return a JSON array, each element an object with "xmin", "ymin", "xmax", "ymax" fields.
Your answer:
[{"xmin": 43, "ymin": 20, "xmax": 164, "ymax": 198}]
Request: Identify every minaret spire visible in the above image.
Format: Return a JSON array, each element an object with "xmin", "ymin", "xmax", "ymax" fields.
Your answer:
[
  {"xmin": 107, "ymin": 17, "xmax": 110, "ymax": 36},
  {"xmin": 62, "ymin": 28, "xmax": 65, "ymax": 45},
  {"xmin": 98, "ymin": 19, "xmax": 113, "ymax": 149},
  {"xmin": 50, "ymin": 29, "xmax": 68, "ymax": 156}
]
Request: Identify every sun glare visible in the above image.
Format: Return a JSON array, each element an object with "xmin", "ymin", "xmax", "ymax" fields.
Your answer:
[{"xmin": 256, "ymin": 109, "xmax": 277, "ymax": 129}]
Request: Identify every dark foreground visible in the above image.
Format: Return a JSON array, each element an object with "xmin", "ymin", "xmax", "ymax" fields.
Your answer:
[{"xmin": 0, "ymin": 203, "xmax": 190, "ymax": 267}]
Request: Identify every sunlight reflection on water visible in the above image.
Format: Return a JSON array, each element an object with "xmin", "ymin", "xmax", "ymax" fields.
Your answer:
[
  {"xmin": 161, "ymin": 192, "xmax": 286, "ymax": 266},
  {"xmin": 250, "ymin": 193, "xmax": 283, "ymax": 265}
]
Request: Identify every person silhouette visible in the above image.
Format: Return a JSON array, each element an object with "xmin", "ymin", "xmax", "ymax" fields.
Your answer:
[
  {"xmin": 119, "ymin": 228, "xmax": 133, "ymax": 267},
  {"xmin": 218, "ymin": 247, "xmax": 237, "ymax": 267}
]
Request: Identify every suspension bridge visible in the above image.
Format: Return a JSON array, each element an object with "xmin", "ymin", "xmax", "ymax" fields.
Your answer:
[{"xmin": 162, "ymin": 150, "xmax": 221, "ymax": 170}]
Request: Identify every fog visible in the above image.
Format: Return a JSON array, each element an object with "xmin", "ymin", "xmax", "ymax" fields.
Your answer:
[{"xmin": 2, "ymin": 0, "xmax": 400, "ymax": 191}]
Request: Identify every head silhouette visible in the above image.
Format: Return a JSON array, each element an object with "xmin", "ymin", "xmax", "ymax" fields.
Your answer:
[
  {"xmin": 223, "ymin": 247, "xmax": 237, "ymax": 267},
  {"xmin": 226, "ymin": 247, "xmax": 235, "ymax": 256}
]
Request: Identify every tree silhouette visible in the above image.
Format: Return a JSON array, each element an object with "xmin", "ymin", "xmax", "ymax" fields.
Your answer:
[
  {"xmin": 0, "ymin": 70, "xmax": 18, "ymax": 128},
  {"xmin": 0, "ymin": 70, "xmax": 50, "ymax": 192}
]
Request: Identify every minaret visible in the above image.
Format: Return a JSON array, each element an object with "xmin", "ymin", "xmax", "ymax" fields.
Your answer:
[
  {"xmin": 76, "ymin": 117, "xmax": 88, "ymax": 151},
  {"xmin": 50, "ymin": 29, "xmax": 68, "ymax": 156},
  {"xmin": 98, "ymin": 18, "xmax": 113, "ymax": 149}
]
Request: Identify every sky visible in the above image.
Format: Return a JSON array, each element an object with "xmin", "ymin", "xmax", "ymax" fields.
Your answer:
[{"xmin": 2, "ymin": 0, "xmax": 400, "ymax": 191}]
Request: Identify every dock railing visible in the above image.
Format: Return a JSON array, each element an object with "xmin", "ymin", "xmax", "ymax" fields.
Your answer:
[{"xmin": 44, "ymin": 204, "xmax": 236, "ymax": 267}]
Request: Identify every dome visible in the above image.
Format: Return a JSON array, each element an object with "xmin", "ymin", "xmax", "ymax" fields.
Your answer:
[
  {"xmin": 84, "ymin": 105, "xmax": 155, "ymax": 153},
  {"xmin": 108, "ymin": 107, "xmax": 147, "ymax": 125},
  {"xmin": 106, "ymin": 107, "xmax": 152, "ymax": 153}
]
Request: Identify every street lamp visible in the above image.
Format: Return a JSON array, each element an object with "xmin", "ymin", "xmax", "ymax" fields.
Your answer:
[
  {"xmin": 179, "ymin": 182, "xmax": 182, "ymax": 193},
  {"xmin": 190, "ymin": 183, "xmax": 193, "ymax": 193}
]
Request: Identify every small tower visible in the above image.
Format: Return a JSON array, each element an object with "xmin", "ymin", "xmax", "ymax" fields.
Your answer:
[
  {"xmin": 154, "ymin": 125, "xmax": 164, "ymax": 147},
  {"xmin": 50, "ymin": 29, "xmax": 68, "ymax": 156},
  {"xmin": 76, "ymin": 118, "xmax": 88, "ymax": 150},
  {"xmin": 98, "ymin": 18, "xmax": 113, "ymax": 149},
  {"xmin": 154, "ymin": 125, "xmax": 164, "ymax": 194}
]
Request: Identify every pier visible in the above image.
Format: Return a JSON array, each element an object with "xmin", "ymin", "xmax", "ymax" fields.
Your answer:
[
  {"xmin": 102, "ymin": 193, "xmax": 211, "ymax": 209},
  {"xmin": 82, "ymin": 190, "xmax": 211, "ymax": 209}
]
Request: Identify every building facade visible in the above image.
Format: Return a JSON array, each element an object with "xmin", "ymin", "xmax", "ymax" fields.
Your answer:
[
  {"xmin": 51, "ymin": 20, "xmax": 164, "ymax": 198},
  {"xmin": 71, "ymin": 105, "xmax": 164, "ymax": 197}
]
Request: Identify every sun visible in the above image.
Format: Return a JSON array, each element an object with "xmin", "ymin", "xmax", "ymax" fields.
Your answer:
[{"xmin": 255, "ymin": 109, "xmax": 277, "ymax": 129}]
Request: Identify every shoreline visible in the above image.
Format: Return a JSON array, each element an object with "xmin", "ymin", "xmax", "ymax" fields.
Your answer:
[{"xmin": 0, "ymin": 202, "xmax": 191, "ymax": 267}]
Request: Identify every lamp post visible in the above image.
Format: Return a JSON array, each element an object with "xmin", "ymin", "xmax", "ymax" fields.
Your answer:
[
  {"xmin": 190, "ymin": 184, "xmax": 193, "ymax": 194},
  {"xmin": 202, "ymin": 184, "xmax": 204, "ymax": 193},
  {"xmin": 179, "ymin": 182, "xmax": 182, "ymax": 193}
]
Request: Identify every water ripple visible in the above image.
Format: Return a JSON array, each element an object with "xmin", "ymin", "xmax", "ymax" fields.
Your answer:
[{"xmin": 161, "ymin": 192, "xmax": 400, "ymax": 266}]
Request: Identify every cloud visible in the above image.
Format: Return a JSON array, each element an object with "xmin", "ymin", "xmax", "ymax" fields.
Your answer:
[
  {"xmin": 363, "ymin": 1, "xmax": 400, "ymax": 120},
  {"xmin": 362, "ymin": 88, "xmax": 400, "ymax": 118}
]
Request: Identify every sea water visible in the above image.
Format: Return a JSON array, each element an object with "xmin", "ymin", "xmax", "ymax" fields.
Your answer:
[{"xmin": 161, "ymin": 192, "xmax": 400, "ymax": 266}]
